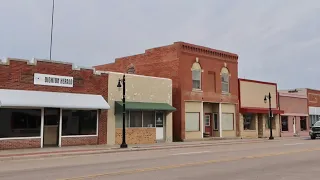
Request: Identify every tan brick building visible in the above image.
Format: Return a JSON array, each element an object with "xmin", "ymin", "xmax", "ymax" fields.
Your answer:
[
  {"xmin": 95, "ymin": 42, "xmax": 239, "ymax": 141},
  {"xmin": 239, "ymin": 79, "xmax": 283, "ymax": 138},
  {"xmin": 105, "ymin": 71, "xmax": 175, "ymax": 145},
  {"xmin": 0, "ymin": 58, "xmax": 110, "ymax": 150}
]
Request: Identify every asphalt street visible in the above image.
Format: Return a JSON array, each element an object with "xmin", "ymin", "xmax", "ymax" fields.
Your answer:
[{"xmin": 0, "ymin": 138, "xmax": 318, "ymax": 180}]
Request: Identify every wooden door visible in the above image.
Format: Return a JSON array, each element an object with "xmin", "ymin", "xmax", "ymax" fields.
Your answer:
[{"xmin": 204, "ymin": 113, "xmax": 213, "ymax": 136}]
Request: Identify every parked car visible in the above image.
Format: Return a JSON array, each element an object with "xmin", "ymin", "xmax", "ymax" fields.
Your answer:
[{"xmin": 309, "ymin": 121, "xmax": 320, "ymax": 139}]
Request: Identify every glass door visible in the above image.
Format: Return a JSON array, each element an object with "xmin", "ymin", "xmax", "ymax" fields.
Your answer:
[{"xmin": 155, "ymin": 111, "xmax": 164, "ymax": 140}]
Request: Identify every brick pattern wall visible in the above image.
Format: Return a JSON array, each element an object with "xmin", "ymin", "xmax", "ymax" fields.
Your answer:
[
  {"xmin": 115, "ymin": 128, "xmax": 156, "ymax": 144},
  {"xmin": 61, "ymin": 136, "xmax": 98, "ymax": 146},
  {"xmin": 307, "ymin": 89, "xmax": 320, "ymax": 107},
  {"xmin": 0, "ymin": 58, "xmax": 109, "ymax": 149},
  {"xmin": 94, "ymin": 42, "xmax": 239, "ymax": 141},
  {"xmin": 279, "ymin": 96, "xmax": 308, "ymax": 114},
  {"xmin": 0, "ymin": 138, "xmax": 41, "ymax": 150}
]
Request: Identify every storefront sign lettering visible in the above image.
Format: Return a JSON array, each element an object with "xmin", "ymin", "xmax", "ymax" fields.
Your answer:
[{"xmin": 34, "ymin": 73, "xmax": 73, "ymax": 87}]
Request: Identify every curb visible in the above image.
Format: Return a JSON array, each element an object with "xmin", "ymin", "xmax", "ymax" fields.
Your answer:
[{"xmin": 0, "ymin": 139, "xmax": 279, "ymax": 162}]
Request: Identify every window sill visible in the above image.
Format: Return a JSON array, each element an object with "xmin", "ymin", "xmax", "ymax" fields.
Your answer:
[
  {"xmin": 221, "ymin": 92, "xmax": 231, "ymax": 95},
  {"xmin": 192, "ymin": 89, "xmax": 203, "ymax": 93},
  {"xmin": 61, "ymin": 135, "xmax": 98, "ymax": 138},
  {"xmin": 243, "ymin": 130, "xmax": 256, "ymax": 132},
  {"xmin": 0, "ymin": 137, "xmax": 40, "ymax": 140}
]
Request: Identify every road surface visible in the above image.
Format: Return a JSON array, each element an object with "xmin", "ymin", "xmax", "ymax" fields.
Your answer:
[{"xmin": 0, "ymin": 138, "xmax": 318, "ymax": 180}]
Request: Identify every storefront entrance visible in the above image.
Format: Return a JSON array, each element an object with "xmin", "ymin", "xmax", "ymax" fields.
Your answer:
[
  {"xmin": 43, "ymin": 108, "xmax": 60, "ymax": 147},
  {"xmin": 257, "ymin": 114, "xmax": 264, "ymax": 138},
  {"xmin": 204, "ymin": 113, "xmax": 213, "ymax": 136}
]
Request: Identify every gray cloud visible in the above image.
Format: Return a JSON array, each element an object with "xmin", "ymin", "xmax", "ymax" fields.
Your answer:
[{"xmin": 0, "ymin": 0, "xmax": 320, "ymax": 89}]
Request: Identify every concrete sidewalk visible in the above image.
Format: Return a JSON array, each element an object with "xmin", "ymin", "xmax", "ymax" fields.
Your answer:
[{"xmin": 0, "ymin": 136, "xmax": 308, "ymax": 161}]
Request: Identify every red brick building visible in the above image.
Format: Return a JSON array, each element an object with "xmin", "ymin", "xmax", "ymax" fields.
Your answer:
[
  {"xmin": 278, "ymin": 89, "xmax": 309, "ymax": 137},
  {"xmin": 95, "ymin": 42, "xmax": 239, "ymax": 141},
  {"xmin": 0, "ymin": 58, "xmax": 110, "ymax": 150}
]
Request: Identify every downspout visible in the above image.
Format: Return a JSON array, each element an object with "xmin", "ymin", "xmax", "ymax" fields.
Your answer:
[{"xmin": 278, "ymin": 92, "xmax": 282, "ymax": 137}]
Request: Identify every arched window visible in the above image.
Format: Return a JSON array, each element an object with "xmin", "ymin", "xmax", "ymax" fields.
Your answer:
[
  {"xmin": 221, "ymin": 67, "xmax": 230, "ymax": 93},
  {"xmin": 191, "ymin": 62, "xmax": 202, "ymax": 90}
]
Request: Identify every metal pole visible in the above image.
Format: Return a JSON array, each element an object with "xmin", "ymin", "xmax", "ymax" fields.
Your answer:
[
  {"xmin": 120, "ymin": 74, "xmax": 128, "ymax": 148},
  {"xmin": 49, "ymin": 0, "xmax": 55, "ymax": 60},
  {"xmin": 269, "ymin": 92, "xmax": 274, "ymax": 140}
]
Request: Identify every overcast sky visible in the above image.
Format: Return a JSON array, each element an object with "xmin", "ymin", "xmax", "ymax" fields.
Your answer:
[{"xmin": 0, "ymin": 0, "xmax": 319, "ymax": 89}]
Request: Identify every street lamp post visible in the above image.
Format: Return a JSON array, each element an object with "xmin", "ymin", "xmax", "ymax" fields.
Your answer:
[
  {"xmin": 264, "ymin": 92, "xmax": 274, "ymax": 140},
  {"xmin": 117, "ymin": 74, "xmax": 128, "ymax": 148}
]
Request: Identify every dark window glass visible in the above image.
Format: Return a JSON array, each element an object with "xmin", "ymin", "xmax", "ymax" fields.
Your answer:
[
  {"xmin": 62, "ymin": 110, "xmax": 97, "ymax": 136},
  {"xmin": 143, "ymin": 111, "xmax": 155, "ymax": 127},
  {"xmin": 0, "ymin": 108, "xmax": 41, "ymax": 138},
  {"xmin": 213, "ymin": 113, "xmax": 218, "ymax": 130},
  {"xmin": 130, "ymin": 111, "xmax": 142, "ymax": 127},
  {"xmin": 300, "ymin": 117, "xmax": 307, "ymax": 131},
  {"xmin": 155, "ymin": 112, "xmax": 164, "ymax": 127},
  {"xmin": 281, "ymin": 116, "xmax": 288, "ymax": 131},
  {"xmin": 243, "ymin": 113, "xmax": 256, "ymax": 130}
]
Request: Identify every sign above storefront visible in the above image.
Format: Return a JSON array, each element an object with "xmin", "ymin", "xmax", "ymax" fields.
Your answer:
[{"xmin": 34, "ymin": 73, "xmax": 73, "ymax": 87}]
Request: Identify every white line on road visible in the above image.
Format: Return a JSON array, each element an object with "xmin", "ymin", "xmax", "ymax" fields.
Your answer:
[
  {"xmin": 284, "ymin": 143, "xmax": 305, "ymax": 146},
  {"xmin": 170, "ymin": 151, "xmax": 211, "ymax": 156}
]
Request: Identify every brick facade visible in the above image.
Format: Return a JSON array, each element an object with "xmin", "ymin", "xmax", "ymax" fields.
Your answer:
[
  {"xmin": 0, "ymin": 138, "xmax": 41, "ymax": 150},
  {"xmin": 95, "ymin": 41, "xmax": 239, "ymax": 141},
  {"xmin": 279, "ymin": 96, "xmax": 308, "ymax": 115},
  {"xmin": 0, "ymin": 58, "xmax": 109, "ymax": 150},
  {"xmin": 307, "ymin": 89, "xmax": 320, "ymax": 107}
]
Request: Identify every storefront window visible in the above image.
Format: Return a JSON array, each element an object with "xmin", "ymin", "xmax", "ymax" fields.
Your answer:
[
  {"xmin": 300, "ymin": 116, "xmax": 307, "ymax": 131},
  {"xmin": 143, "ymin": 111, "xmax": 155, "ymax": 127},
  {"xmin": 222, "ymin": 113, "xmax": 234, "ymax": 130},
  {"xmin": 185, "ymin": 112, "xmax": 200, "ymax": 131},
  {"xmin": 130, "ymin": 111, "xmax": 143, "ymax": 127},
  {"xmin": 62, "ymin": 110, "xmax": 97, "ymax": 136},
  {"xmin": 0, "ymin": 108, "xmax": 41, "ymax": 138},
  {"xmin": 115, "ymin": 111, "xmax": 129, "ymax": 128},
  {"xmin": 243, "ymin": 113, "xmax": 255, "ymax": 130},
  {"xmin": 115, "ymin": 111, "xmax": 165, "ymax": 128},
  {"xmin": 266, "ymin": 115, "xmax": 276, "ymax": 129},
  {"xmin": 309, "ymin": 115, "xmax": 320, "ymax": 126},
  {"xmin": 281, "ymin": 116, "xmax": 288, "ymax": 131}
]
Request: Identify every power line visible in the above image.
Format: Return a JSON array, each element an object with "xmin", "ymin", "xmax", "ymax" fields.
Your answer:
[{"xmin": 49, "ymin": 0, "xmax": 55, "ymax": 60}]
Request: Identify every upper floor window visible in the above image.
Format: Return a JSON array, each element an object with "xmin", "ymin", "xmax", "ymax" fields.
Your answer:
[
  {"xmin": 221, "ymin": 67, "xmax": 230, "ymax": 93},
  {"xmin": 191, "ymin": 61, "xmax": 202, "ymax": 90}
]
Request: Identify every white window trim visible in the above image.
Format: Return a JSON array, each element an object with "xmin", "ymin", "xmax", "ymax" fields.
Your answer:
[
  {"xmin": 0, "ymin": 107, "xmax": 42, "ymax": 142},
  {"xmin": 221, "ymin": 73, "xmax": 230, "ymax": 93},
  {"xmin": 60, "ymin": 109, "xmax": 99, "ymax": 138},
  {"xmin": 61, "ymin": 135, "xmax": 98, "ymax": 138},
  {"xmin": 204, "ymin": 115, "xmax": 210, "ymax": 126},
  {"xmin": 0, "ymin": 136, "xmax": 41, "ymax": 141},
  {"xmin": 192, "ymin": 70, "xmax": 202, "ymax": 90}
]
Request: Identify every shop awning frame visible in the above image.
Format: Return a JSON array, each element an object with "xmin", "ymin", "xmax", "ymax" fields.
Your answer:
[
  {"xmin": 115, "ymin": 101, "xmax": 176, "ymax": 114},
  {"xmin": 240, "ymin": 107, "xmax": 284, "ymax": 114},
  {"xmin": 0, "ymin": 89, "xmax": 110, "ymax": 109}
]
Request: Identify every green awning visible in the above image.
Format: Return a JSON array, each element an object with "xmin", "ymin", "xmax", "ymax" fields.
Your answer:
[{"xmin": 115, "ymin": 101, "xmax": 176, "ymax": 114}]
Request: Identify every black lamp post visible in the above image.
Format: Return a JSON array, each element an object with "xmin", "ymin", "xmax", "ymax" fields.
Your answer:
[
  {"xmin": 264, "ymin": 92, "xmax": 274, "ymax": 140},
  {"xmin": 117, "ymin": 74, "xmax": 128, "ymax": 148}
]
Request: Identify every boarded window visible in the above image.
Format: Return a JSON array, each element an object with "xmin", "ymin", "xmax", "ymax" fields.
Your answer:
[{"xmin": 185, "ymin": 112, "xmax": 200, "ymax": 131}]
